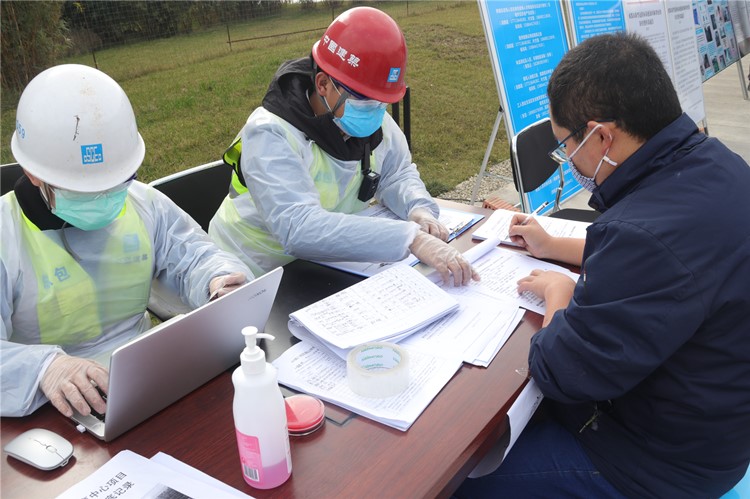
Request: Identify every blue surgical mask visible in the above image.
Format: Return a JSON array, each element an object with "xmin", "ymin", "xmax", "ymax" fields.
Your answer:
[
  {"xmin": 50, "ymin": 184, "xmax": 130, "ymax": 230},
  {"xmin": 333, "ymin": 99, "xmax": 387, "ymax": 138}
]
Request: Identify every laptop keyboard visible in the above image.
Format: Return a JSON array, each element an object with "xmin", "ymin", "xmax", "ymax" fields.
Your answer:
[{"xmin": 90, "ymin": 387, "xmax": 107, "ymax": 422}]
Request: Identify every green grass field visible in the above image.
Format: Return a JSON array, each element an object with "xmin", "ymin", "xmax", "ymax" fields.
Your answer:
[{"xmin": 1, "ymin": 1, "xmax": 509, "ymax": 197}]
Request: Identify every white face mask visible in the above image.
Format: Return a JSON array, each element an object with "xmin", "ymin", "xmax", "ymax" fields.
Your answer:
[{"xmin": 568, "ymin": 124, "xmax": 618, "ymax": 192}]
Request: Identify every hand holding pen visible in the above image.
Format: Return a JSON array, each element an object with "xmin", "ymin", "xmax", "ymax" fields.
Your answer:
[
  {"xmin": 508, "ymin": 202, "xmax": 552, "ymax": 257},
  {"xmin": 520, "ymin": 201, "xmax": 549, "ymax": 225}
]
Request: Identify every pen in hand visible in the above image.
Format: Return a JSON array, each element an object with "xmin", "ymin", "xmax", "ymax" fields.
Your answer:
[{"xmin": 520, "ymin": 201, "xmax": 550, "ymax": 226}]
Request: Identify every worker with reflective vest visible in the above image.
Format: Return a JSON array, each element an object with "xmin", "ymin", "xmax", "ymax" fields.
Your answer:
[
  {"xmin": 209, "ymin": 7, "xmax": 478, "ymax": 286},
  {"xmin": 1, "ymin": 65, "xmax": 251, "ymax": 418}
]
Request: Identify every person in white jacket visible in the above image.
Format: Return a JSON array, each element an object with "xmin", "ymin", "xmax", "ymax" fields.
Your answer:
[
  {"xmin": 209, "ymin": 7, "xmax": 478, "ymax": 286},
  {"xmin": 1, "ymin": 64, "xmax": 251, "ymax": 418}
]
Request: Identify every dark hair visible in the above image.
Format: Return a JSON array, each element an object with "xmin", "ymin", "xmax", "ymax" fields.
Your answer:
[{"xmin": 547, "ymin": 32, "xmax": 682, "ymax": 142}]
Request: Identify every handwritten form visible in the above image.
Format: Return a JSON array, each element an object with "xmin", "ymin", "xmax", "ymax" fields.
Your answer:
[
  {"xmin": 294, "ymin": 285, "xmax": 525, "ymax": 367},
  {"xmin": 471, "ymin": 208, "xmax": 590, "ymax": 245},
  {"xmin": 466, "ymin": 246, "xmax": 579, "ymax": 315},
  {"xmin": 288, "ymin": 265, "xmax": 458, "ymax": 349}
]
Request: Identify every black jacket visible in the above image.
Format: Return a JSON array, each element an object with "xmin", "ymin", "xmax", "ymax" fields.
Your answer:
[{"xmin": 531, "ymin": 114, "xmax": 750, "ymax": 497}]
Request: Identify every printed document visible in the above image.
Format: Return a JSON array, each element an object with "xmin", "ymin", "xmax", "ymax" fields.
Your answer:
[
  {"xmin": 274, "ymin": 341, "xmax": 463, "ymax": 431},
  {"xmin": 468, "ymin": 379, "xmax": 544, "ymax": 478},
  {"xmin": 471, "ymin": 208, "xmax": 590, "ymax": 245},
  {"xmin": 400, "ymin": 287, "xmax": 524, "ymax": 367},
  {"xmin": 56, "ymin": 450, "xmax": 252, "ymax": 499}
]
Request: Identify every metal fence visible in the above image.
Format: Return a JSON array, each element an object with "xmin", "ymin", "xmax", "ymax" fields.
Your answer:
[{"xmin": 64, "ymin": 1, "xmax": 461, "ymax": 80}]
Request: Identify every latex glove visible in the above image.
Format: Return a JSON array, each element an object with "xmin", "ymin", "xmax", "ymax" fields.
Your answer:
[
  {"xmin": 409, "ymin": 232, "xmax": 479, "ymax": 287},
  {"xmin": 39, "ymin": 354, "xmax": 109, "ymax": 418},
  {"xmin": 209, "ymin": 272, "xmax": 248, "ymax": 301},
  {"xmin": 408, "ymin": 208, "xmax": 449, "ymax": 241}
]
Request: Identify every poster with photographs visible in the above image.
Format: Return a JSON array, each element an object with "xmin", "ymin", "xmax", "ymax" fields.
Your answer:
[{"xmin": 692, "ymin": 0, "xmax": 740, "ymax": 80}]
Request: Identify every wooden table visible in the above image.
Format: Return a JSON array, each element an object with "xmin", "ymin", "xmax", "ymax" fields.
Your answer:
[{"xmin": 1, "ymin": 201, "xmax": 542, "ymax": 498}]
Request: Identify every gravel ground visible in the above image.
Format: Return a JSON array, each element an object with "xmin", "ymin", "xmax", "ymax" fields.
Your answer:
[{"xmin": 436, "ymin": 158, "xmax": 515, "ymax": 206}]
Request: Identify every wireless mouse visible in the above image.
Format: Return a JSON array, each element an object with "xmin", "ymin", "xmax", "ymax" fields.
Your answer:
[{"xmin": 4, "ymin": 428, "xmax": 74, "ymax": 471}]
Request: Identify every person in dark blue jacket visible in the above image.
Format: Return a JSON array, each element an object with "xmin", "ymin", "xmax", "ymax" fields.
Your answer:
[{"xmin": 457, "ymin": 32, "xmax": 750, "ymax": 498}]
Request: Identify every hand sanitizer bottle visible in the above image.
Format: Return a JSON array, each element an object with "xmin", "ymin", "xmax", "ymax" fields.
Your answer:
[{"xmin": 232, "ymin": 326, "xmax": 292, "ymax": 489}]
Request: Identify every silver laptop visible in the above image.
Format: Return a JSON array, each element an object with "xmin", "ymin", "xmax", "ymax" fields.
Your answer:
[{"xmin": 71, "ymin": 267, "xmax": 283, "ymax": 441}]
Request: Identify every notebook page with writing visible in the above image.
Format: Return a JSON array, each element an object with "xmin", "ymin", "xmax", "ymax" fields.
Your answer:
[
  {"xmin": 289, "ymin": 264, "xmax": 458, "ymax": 350},
  {"xmin": 471, "ymin": 208, "xmax": 590, "ymax": 245}
]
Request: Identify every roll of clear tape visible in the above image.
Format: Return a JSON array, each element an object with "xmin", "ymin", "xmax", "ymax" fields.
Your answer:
[{"xmin": 347, "ymin": 342, "xmax": 410, "ymax": 398}]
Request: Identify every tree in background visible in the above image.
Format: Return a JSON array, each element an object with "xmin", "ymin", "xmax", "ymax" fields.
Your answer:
[
  {"xmin": 1, "ymin": 1, "xmax": 68, "ymax": 92},
  {"xmin": 61, "ymin": 1, "xmax": 285, "ymax": 55}
]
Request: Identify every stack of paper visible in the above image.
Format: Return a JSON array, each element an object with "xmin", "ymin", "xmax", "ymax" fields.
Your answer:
[
  {"xmin": 274, "ymin": 341, "xmax": 463, "ymax": 431},
  {"xmin": 288, "ymin": 264, "xmax": 459, "ymax": 350},
  {"xmin": 471, "ymin": 208, "xmax": 590, "ymax": 245},
  {"xmin": 278, "ymin": 233, "xmax": 580, "ymax": 432},
  {"xmin": 399, "ymin": 288, "xmax": 525, "ymax": 367}
]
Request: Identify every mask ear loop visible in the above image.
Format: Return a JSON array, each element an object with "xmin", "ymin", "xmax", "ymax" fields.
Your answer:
[
  {"xmin": 38, "ymin": 182, "xmax": 54, "ymax": 211},
  {"xmin": 591, "ymin": 135, "xmax": 618, "ymax": 186},
  {"xmin": 317, "ymin": 75, "xmax": 347, "ymax": 115},
  {"xmin": 603, "ymin": 135, "xmax": 618, "ymax": 167}
]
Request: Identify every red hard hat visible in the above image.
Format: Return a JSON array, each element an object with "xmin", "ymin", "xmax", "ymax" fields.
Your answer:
[{"xmin": 312, "ymin": 7, "xmax": 407, "ymax": 104}]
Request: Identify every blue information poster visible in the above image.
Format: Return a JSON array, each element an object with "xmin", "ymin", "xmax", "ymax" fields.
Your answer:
[
  {"xmin": 479, "ymin": 1, "xmax": 570, "ymax": 137},
  {"xmin": 692, "ymin": 0, "xmax": 741, "ymax": 81},
  {"xmin": 478, "ymin": 1, "xmax": 578, "ymax": 213},
  {"xmin": 568, "ymin": 0, "xmax": 626, "ymax": 44}
]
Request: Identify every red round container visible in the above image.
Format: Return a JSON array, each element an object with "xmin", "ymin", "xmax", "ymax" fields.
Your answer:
[{"xmin": 285, "ymin": 394, "xmax": 326, "ymax": 436}]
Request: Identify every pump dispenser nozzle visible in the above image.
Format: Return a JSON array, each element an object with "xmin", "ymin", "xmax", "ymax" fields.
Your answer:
[{"xmin": 241, "ymin": 327, "xmax": 275, "ymax": 374}]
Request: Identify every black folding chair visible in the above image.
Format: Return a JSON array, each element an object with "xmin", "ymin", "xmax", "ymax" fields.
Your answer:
[
  {"xmin": 1, "ymin": 163, "xmax": 25, "ymax": 196},
  {"xmin": 511, "ymin": 118, "xmax": 600, "ymax": 222},
  {"xmin": 148, "ymin": 160, "xmax": 233, "ymax": 319},
  {"xmin": 149, "ymin": 160, "xmax": 232, "ymax": 232}
]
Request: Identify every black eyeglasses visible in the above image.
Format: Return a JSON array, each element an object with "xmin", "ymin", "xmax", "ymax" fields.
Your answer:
[{"xmin": 548, "ymin": 119, "xmax": 616, "ymax": 165}]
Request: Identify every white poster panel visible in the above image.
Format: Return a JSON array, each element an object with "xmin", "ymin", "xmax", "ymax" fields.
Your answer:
[
  {"xmin": 623, "ymin": 0, "xmax": 705, "ymax": 125},
  {"xmin": 665, "ymin": 1, "xmax": 706, "ymax": 123},
  {"xmin": 623, "ymin": 0, "xmax": 674, "ymax": 71}
]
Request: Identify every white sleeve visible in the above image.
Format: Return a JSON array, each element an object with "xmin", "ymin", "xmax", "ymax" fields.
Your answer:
[
  {"xmin": 130, "ymin": 184, "xmax": 253, "ymax": 309},
  {"xmin": 375, "ymin": 115, "xmax": 440, "ymax": 220},
  {"xmin": 0, "ymin": 338, "xmax": 62, "ymax": 417},
  {"xmin": 0, "ymin": 199, "xmax": 62, "ymax": 416},
  {"xmin": 242, "ymin": 117, "xmax": 420, "ymax": 263}
]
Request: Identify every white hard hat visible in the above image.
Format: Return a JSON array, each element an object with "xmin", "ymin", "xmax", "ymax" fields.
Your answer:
[{"xmin": 10, "ymin": 64, "xmax": 145, "ymax": 192}]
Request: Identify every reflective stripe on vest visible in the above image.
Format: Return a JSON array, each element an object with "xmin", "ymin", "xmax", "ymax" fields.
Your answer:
[
  {"xmin": 222, "ymin": 125, "xmax": 378, "ymax": 208},
  {"xmin": 218, "ymin": 117, "xmax": 380, "ymax": 265},
  {"xmin": 13, "ymin": 193, "xmax": 152, "ymax": 345},
  {"xmin": 222, "ymin": 132, "xmax": 247, "ymax": 197}
]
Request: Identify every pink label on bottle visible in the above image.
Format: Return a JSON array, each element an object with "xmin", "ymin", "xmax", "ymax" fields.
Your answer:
[
  {"xmin": 235, "ymin": 428, "xmax": 291, "ymax": 489},
  {"xmin": 236, "ymin": 429, "xmax": 263, "ymax": 484}
]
